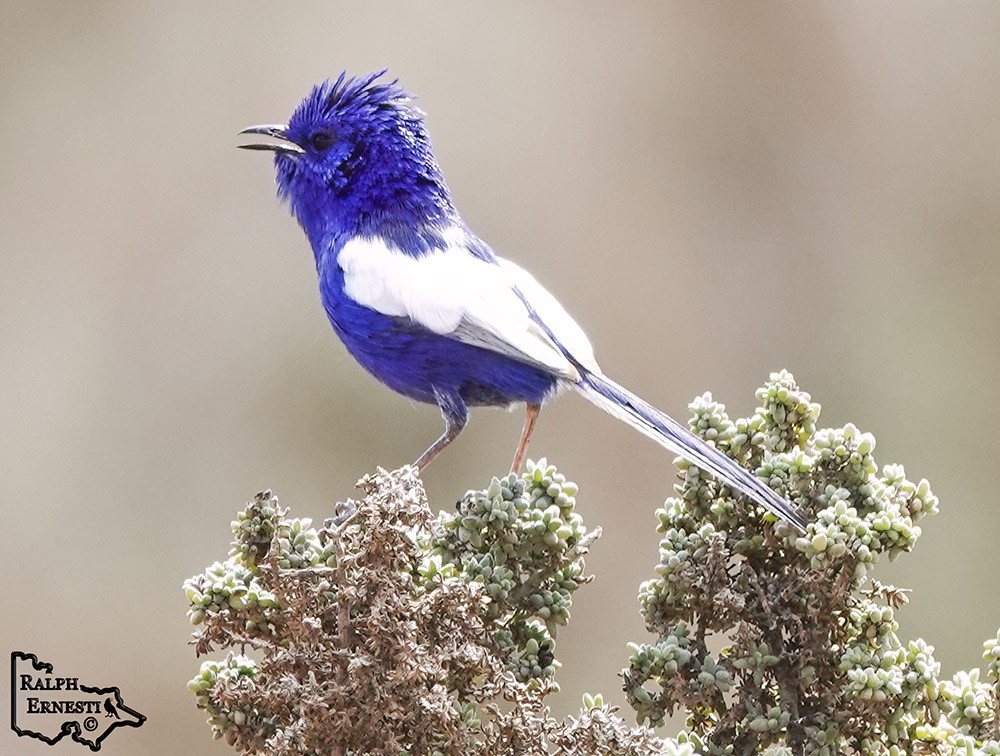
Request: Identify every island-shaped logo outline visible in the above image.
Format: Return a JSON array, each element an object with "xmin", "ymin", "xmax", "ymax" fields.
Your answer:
[{"xmin": 11, "ymin": 651, "xmax": 146, "ymax": 751}]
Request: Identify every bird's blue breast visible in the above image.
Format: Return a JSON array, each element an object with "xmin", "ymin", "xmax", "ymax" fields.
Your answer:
[{"xmin": 316, "ymin": 241, "xmax": 558, "ymax": 408}]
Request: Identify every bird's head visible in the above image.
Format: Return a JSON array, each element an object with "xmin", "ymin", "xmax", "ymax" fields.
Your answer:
[{"xmin": 239, "ymin": 71, "xmax": 455, "ymax": 249}]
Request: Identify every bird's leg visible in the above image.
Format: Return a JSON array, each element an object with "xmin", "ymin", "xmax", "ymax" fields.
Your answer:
[
  {"xmin": 510, "ymin": 403, "xmax": 541, "ymax": 473},
  {"xmin": 414, "ymin": 392, "xmax": 468, "ymax": 470}
]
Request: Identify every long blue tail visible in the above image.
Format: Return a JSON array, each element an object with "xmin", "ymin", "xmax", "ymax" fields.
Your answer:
[{"xmin": 577, "ymin": 372, "xmax": 807, "ymax": 534}]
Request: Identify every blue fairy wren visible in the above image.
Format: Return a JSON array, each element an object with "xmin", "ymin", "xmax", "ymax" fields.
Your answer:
[{"xmin": 238, "ymin": 71, "xmax": 806, "ymax": 533}]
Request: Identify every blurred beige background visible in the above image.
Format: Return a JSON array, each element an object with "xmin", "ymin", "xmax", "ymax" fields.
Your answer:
[{"xmin": 2, "ymin": 3, "xmax": 999, "ymax": 754}]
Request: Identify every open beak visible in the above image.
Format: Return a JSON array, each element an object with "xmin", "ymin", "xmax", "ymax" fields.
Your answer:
[{"xmin": 237, "ymin": 124, "xmax": 304, "ymax": 156}]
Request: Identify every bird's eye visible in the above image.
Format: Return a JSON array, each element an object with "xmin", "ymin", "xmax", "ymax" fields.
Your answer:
[{"xmin": 308, "ymin": 130, "xmax": 335, "ymax": 152}]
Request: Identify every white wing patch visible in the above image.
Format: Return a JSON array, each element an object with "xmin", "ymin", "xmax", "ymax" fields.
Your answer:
[
  {"xmin": 338, "ymin": 230, "xmax": 600, "ymax": 382},
  {"xmin": 497, "ymin": 257, "xmax": 600, "ymax": 375}
]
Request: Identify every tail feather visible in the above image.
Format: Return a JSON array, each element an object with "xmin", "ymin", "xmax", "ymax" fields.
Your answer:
[{"xmin": 577, "ymin": 372, "xmax": 807, "ymax": 534}]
